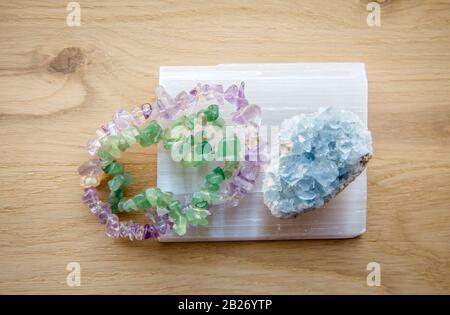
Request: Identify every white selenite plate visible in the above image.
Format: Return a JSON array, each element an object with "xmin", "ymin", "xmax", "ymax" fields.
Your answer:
[{"xmin": 157, "ymin": 63, "xmax": 368, "ymax": 242}]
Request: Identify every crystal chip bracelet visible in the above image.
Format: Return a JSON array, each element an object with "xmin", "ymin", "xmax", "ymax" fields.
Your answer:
[
  {"xmin": 79, "ymin": 82, "xmax": 265, "ymax": 240},
  {"xmin": 82, "ymin": 106, "xmax": 237, "ymax": 238},
  {"xmin": 100, "ymin": 107, "xmax": 241, "ymax": 236}
]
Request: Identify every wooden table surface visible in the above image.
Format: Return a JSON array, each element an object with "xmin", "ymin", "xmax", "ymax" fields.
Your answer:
[{"xmin": 0, "ymin": 0, "xmax": 449, "ymax": 294}]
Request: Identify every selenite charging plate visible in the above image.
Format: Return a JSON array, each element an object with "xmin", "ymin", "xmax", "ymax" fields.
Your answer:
[{"xmin": 157, "ymin": 63, "xmax": 368, "ymax": 242}]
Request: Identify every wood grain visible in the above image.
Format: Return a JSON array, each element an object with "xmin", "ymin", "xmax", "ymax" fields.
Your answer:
[{"xmin": 0, "ymin": 0, "xmax": 449, "ymax": 294}]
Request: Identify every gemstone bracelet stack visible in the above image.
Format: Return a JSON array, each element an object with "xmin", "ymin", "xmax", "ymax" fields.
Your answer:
[{"xmin": 79, "ymin": 82, "xmax": 265, "ymax": 240}]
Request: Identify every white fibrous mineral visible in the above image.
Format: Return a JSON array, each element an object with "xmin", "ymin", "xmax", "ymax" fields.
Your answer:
[{"xmin": 263, "ymin": 107, "xmax": 372, "ymax": 218}]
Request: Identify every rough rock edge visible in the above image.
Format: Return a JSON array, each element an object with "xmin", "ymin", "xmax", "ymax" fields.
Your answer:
[{"xmin": 270, "ymin": 153, "xmax": 372, "ymax": 219}]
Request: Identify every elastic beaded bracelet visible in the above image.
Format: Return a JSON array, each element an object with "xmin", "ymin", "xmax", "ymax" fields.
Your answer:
[
  {"xmin": 81, "ymin": 106, "xmax": 240, "ymax": 238},
  {"xmin": 79, "ymin": 82, "xmax": 265, "ymax": 240},
  {"xmin": 103, "ymin": 105, "xmax": 235, "ymax": 213},
  {"xmin": 100, "ymin": 106, "xmax": 240, "ymax": 236}
]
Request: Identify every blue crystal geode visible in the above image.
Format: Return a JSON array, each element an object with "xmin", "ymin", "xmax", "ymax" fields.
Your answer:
[{"xmin": 263, "ymin": 107, "xmax": 372, "ymax": 218}]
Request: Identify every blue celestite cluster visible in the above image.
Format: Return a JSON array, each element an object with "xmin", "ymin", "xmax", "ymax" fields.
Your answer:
[{"xmin": 263, "ymin": 107, "xmax": 372, "ymax": 218}]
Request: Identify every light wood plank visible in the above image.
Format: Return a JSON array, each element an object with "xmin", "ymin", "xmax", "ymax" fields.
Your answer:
[{"xmin": 0, "ymin": 0, "xmax": 449, "ymax": 294}]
